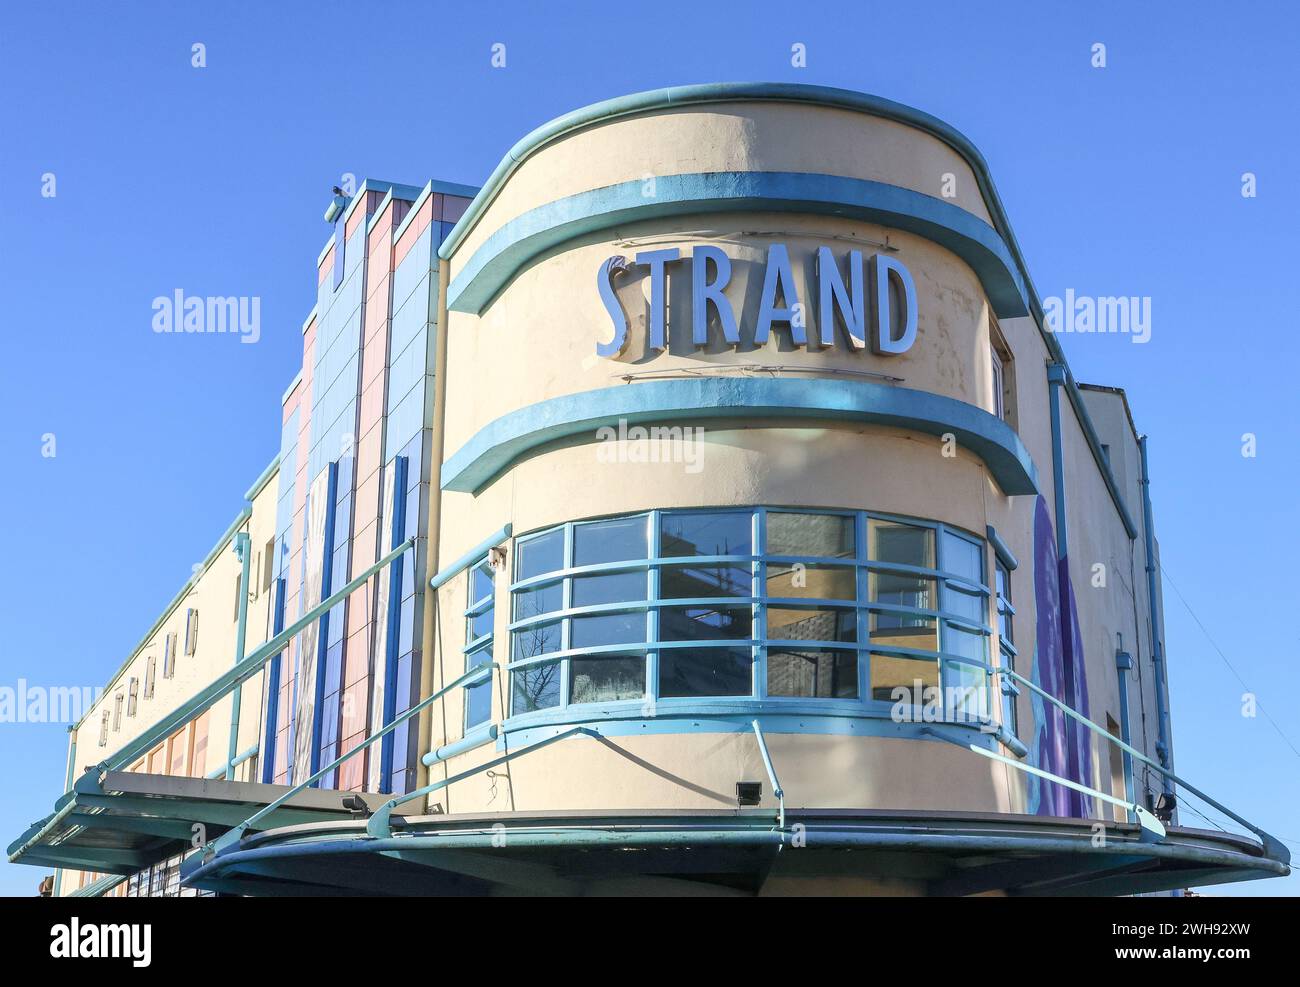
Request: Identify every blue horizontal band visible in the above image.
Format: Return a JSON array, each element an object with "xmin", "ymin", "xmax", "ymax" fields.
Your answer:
[
  {"xmin": 446, "ymin": 170, "xmax": 1028, "ymax": 318},
  {"xmin": 441, "ymin": 377, "xmax": 1039, "ymax": 496}
]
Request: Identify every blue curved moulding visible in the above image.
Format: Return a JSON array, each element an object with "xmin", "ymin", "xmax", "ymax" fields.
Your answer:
[
  {"xmin": 445, "ymin": 171, "xmax": 1029, "ymax": 319},
  {"xmin": 440, "ymin": 377, "xmax": 1039, "ymax": 496}
]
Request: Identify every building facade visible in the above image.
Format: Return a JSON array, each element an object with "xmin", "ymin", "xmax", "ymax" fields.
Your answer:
[{"xmin": 13, "ymin": 84, "xmax": 1289, "ymax": 897}]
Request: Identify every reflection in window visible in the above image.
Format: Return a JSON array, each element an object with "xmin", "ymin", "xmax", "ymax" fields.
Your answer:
[
  {"xmin": 661, "ymin": 511, "xmax": 751, "ymax": 557},
  {"xmin": 769, "ymin": 649, "xmax": 857, "ymax": 698},
  {"xmin": 767, "ymin": 606, "xmax": 856, "ymax": 643},
  {"xmin": 661, "ymin": 563, "xmax": 749, "ymax": 598},
  {"xmin": 767, "ymin": 512, "xmax": 854, "ymax": 558},
  {"xmin": 574, "ymin": 516, "xmax": 647, "ymax": 566},
  {"xmin": 507, "ymin": 510, "xmax": 991, "ymax": 721},
  {"xmin": 660, "ymin": 647, "xmax": 753, "ymax": 697},
  {"xmin": 660, "ymin": 605, "xmax": 752, "ymax": 640},
  {"xmin": 869, "ymin": 519, "xmax": 934, "ymax": 569},
  {"xmin": 766, "ymin": 562, "xmax": 855, "ymax": 601},
  {"xmin": 571, "ymin": 655, "xmax": 645, "ymax": 704},
  {"xmin": 512, "ymin": 662, "xmax": 561, "ymax": 714}
]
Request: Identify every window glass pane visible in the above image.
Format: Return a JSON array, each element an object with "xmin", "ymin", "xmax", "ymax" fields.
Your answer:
[
  {"xmin": 869, "ymin": 520, "xmax": 934, "ymax": 568},
  {"xmin": 660, "ymin": 605, "xmax": 753, "ymax": 641},
  {"xmin": 572, "ymin": 570, "xmax": 647, "ymax": 607},
  {"xmin": 768, "ymin": 649, "xmax": 858, "ymax": 698},
  {"xmin": 943, "ymin": 583, "xmax": 985, "ymax": 623},
  {"xmin": 941, "ymin": 530, "xmax": 983, "ymax": 582},
  {"xmin": 994, "ymin": 563, "xmax": 1008, "ymax": 600},
  {"xmin": 659, "ymin": 647, "xmax": 753, "ymax": 697},
  {"xmin": 465, "ymin": 646, "xmax": 493, "ymax": 727},
  {"xmin": 766, "ymin": 562, "xmax": 855, "ymax": 601},
  {"xmin": 571, "ymin": 656, "xmax": 645, "ymax": 703},
  {"xmin": 513, "ymin": 621, "xmax": 561, "ymax": 660},
  {"xmin": 470, "ymin": 562, "xmax": 494, "ymax": 604},
  {"xmin": 513, "ymin": 581, "xmax": 562, "ymax": 620},
  {"xmin": 660, "ymin": 563, "xmax": 750, "ymax": 598},
  {"xmin": 469, "ymin": 608, "xmax": 494, "ymax": 641},
  {"xmin": 944, "ymin": 660, "xmax": 989, "ymax": 720},
  {"xmin": 766, "ymin": 512, "xmax": 855, "ymax": 558},
  {"xmin": 571, "ymin": 612, "xmax": 645, "ymax": 649},
  {"xmin": 512, "ymin": 664, "xmax": 561, "ymax": 714},
  {"xmin": 869, "ymin": 571, "xmax": 935, "ymax": 610},
  {"xmin": 661, "ymin": 511, "xmax": 752, "ymax": 557},
  {"xmin": 870, "ymin": 612, "xmax": 938, "ymax": 652},
  {"xmin": 870, "ymin": 652, "xmax": 938, "ymax": 702},
  {"xmin": 517, "ymin": 529, "xmax": 564, "ymax": 580},
  {"xmin": 943, "ymin": 623, "xmax": 986, "ymax": 662},
  {"xmin": 574, "ymin": 516, "xmax": 647, "ymax": 567},
  {"xmin": 767, "ymin": 606, "xmax": 856, "ymax": 643}
]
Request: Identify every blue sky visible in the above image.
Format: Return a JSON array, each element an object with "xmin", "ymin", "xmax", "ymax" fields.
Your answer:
[{"xmin": 1, "ymin": 1, "xmax": 1295, "ymax": 896}]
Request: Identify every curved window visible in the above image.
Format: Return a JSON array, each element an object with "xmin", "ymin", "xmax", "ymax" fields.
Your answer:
[{"xmin": 508, "ymin": 509, "xmax": 993, "ymax": 723}]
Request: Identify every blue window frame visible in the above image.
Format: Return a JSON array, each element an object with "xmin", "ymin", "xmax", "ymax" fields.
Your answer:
[
  {"xmin": 994, "ymin": 557, "xmax": 1019, "ymax": 736},
  {"xmin": 507, "ymin": 508, "xmax": 994, "ymax": 725},
  {"xmin": 463, "ymin": 557, "xmax": 495, "ymax": 730}
]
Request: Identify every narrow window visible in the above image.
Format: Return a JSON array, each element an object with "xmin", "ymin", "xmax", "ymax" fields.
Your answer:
[
  {"xmin": 990, "ymin": 346, "xmax": 1005, "ymax": 420},
  {"xmin": 989, "ymin": 315, "xmax": 1017, "ymax": 428},
  {"xmin": 99, "ymin": 710, "xmax": 110, "ymax": 746},
  {"xmin": 184, "ymin": 608, "xmax": 199, "ymax": 656},
  {"xmin": 127, "ymin": 677, "xmax": 138, "ymax": 718},
  {"xmin": 995, "ymin": 558, "xmax": 1019, "ymax": 736},
  {"xmin": 262, "ymin": 538, "xmax": 276, "ymax": 593},
  {"xmin": 112, "ymin": 692, "xmax": 124, "ymax": 732},
  {"xmin": 464, "ymin": 558, "xmax": 495, "ymax": 730},
  {"xmin": 143, "ymin": 655, "xmax": 156, "ymax": 698},
  {"xmin": 162, "ymin": 632, "xmax": 177, "ymax": 679}
]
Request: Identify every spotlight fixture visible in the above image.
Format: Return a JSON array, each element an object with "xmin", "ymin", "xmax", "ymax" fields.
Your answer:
[
  {"xmin": 1154, "ymin": 792, "xmax": 1177, "ymax": 823},
  {"xmin": 341, "ymin": 795, "xmax": 371, "ymax": 819}
]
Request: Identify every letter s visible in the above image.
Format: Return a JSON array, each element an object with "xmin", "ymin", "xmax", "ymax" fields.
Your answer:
[{"xmin": 596, "ymin": 255, "xmax": 631, "ymax": 358}]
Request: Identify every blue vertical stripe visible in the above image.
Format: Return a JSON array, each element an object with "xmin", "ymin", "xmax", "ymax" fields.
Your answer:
[{"xmin": 378, "ymin": 455, "xmax": 409, "ymax": 793}]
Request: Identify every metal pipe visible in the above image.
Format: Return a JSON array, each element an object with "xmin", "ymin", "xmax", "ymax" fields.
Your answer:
[
  {"xmin": 941, "ymin": 731, "xmax": 1165, "ymax": 842},
  {"xmin": 421, "ymin": 723, "xmax": 498, "ymax": 766},
  {"xmin": 101, "ymin": 536, "xmax": 415, "ymax": 774},
  {"xmin": 1139, "ymin": 435, "xmax": 1174, "ymax": 789},
  {"xmin": 207, "ymin": 662, "xmax": 497, "ymax": 855},
  {"xmin": 996, "ymin": 665, "xmax": 1288, "ymax": 863},
  {"xmin": 750, "ymin": 719, "xmax": 785, "ymax": 835},
  {"xmin": 226, "ymin": 531, "xmax": 252, "ymax": 779},
  {"xmin": 367, "ymin": 726, "xmax": 594, "ymax": 839},
  {"xmin": 1046, "ymin": 363, "xmax": 1069, "ymax": 560},
  {"xmin": 416, "ymin": 256, "xmax": 454, "ymax": 792},
  {"xmin": 205, "ymin": 743, "xmax": 259, "ymax": 781}
]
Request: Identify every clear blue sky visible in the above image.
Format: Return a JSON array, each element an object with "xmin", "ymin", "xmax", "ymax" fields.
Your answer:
[{"xmin": 1, "ymin": 1, "xmax": 1295, "ymax": 896}]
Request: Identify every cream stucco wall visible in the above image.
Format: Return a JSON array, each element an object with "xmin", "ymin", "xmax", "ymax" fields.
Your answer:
[
  {"xmin": 60, "ymin": 464, "xmax": 279, "ymax": 894},
  {"xmin": 423, "ymin": 92, "xmax": 1163, "ymax": 830}
]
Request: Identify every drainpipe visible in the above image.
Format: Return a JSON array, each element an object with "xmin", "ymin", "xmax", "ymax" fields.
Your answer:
[
  {"xmin": 226, "ymin": 531, "xmax": 252, "ymax": 780},
  {"xmin": 1115, "ymin": 648, "xmax": 1136, "ymax": 820},
  {"xmin": 1138, "ymin": 436, "xmax": 1174, "ymax": 791},
  {"xmin": 416, "ymin": 251, "xmax": 453, "ymax": 791},
  {"xmin": 1045, "ymin": 362, "xmax": 1085, "ymax": 814},
  {"xmin": 1046, "ymin": 364, "xmax": 1070, "ymax": 560}
]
